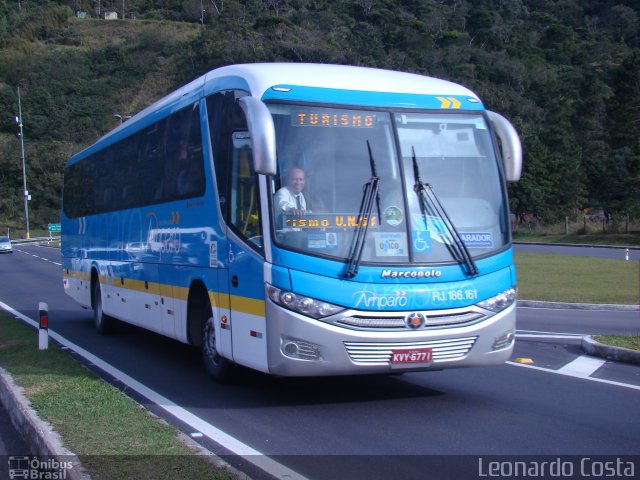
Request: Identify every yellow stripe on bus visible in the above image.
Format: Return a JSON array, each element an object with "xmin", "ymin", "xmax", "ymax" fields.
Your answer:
[
  {"xmin": 229, "ymin": 294, "xmax": 266, "ymax": 317},
  {"xmin": 64, "ymin": 269, "xmax": 265, "ymax": 317},
  {"xmin": 63, "ymin": 270, "xmax": 90, "ymax": 281},
  {"xmin": 211, "ymin": 292, "xmax": 266, "ymax": 316}
]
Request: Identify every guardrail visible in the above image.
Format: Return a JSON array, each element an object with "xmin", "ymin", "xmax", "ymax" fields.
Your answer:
[{"xmin": 11, "ymin": 237, "xmax": 59, "ymax": 245}]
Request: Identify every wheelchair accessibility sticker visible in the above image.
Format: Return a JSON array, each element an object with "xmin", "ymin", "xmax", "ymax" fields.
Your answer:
[{"xmin": 412, "ymin": 231, "xmax": 432, "ymax": 252}]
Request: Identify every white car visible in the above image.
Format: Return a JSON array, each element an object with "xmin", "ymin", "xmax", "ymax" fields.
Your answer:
[{"xmin": 0, "ymin": 236, "xmax": 13, "ymax": 253}]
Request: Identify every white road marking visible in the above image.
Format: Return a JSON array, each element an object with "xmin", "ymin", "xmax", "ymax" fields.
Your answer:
[
  {"xmin": 511, "ymin": 330, "xmax": 640, "ymax": 390},
  {"xmin": 0, "ymin": 299, "xmax": 308, "ymax": 480},
  {"xmin": 14, "ymin": 248, "xmax": 62, "ymax": 266},
  {"xmin": 507, "ymin": 361, "xmax": 640, "ymax": 391},
  {"xmin": 516, "ymin": 329, "xmax": 584, "ymax": 339},
  {"xmin": 557, "ymin": 355, "xmax": 606, "ymax": 377},
  {"xmin": 516, "ymin": 333, "xmax": 584, "ymax": 340}
]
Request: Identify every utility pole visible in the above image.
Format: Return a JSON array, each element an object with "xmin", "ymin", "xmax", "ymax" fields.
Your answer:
[{"xmin": 16, "ymin": 87, "xmax": 30, "ymax": 239}]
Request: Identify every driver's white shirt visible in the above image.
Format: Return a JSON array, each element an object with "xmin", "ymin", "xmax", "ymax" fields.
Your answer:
[{"xmin": 274, "ymin": 187, "xmax": 308, "ymax": 212}]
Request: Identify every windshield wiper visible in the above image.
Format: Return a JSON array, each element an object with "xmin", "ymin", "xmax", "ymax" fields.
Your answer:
[
  {"xmin": 343, "ymin": 141, "xmax": 380, "ymax": 279},
  {"xmin": 412, "ymin": 147, "xmax": 478, "ymax": 276}
]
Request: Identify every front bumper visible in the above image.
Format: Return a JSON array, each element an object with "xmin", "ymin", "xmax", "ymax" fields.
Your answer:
[{"xmin": 265, "ymin": 301, "xmax": 516, "ymax": 376}]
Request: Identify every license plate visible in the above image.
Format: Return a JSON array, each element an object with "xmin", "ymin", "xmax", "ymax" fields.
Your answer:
[{"xmin": 391, "ymin": 348, "xmax": 433, "ymax": 364}]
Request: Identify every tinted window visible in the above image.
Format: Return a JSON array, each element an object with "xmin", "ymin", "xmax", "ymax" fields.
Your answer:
[{"xmin": 63, "ymin": 103, "xmax": 204, "ymax": 218}]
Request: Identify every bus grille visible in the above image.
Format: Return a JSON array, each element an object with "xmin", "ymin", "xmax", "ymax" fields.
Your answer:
[
  {"xmin": 335, "ymin": 311, "xmax": 486, "ymax": 330},
  {"xmin": 344, "ymin": 336, "xmax": 478, "ymax": 365}
]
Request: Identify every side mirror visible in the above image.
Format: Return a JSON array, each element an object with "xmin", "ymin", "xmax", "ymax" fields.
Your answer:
[
  {"xmin": 487, "ymin": 111, "xmax": 522, "ymax": 182},
  {"xmin": 238, "ymin": 96, "xmax": 277, "ymax": 176}
]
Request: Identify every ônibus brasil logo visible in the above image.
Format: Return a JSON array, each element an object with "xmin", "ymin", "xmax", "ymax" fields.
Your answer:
[{"xmin": 8, "ymin": 456, "xmax": 73, "ymax": 480}]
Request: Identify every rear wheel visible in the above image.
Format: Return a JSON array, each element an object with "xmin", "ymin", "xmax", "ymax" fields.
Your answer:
[
  {"xmin": 202, "ymin": 316, "xmax": 233, "ymax": 383},
  {"xmin": 93, "ymin": 281, "xmax": 113, "ymax": 335}
]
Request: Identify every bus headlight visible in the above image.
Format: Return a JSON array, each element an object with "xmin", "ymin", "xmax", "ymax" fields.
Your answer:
[
  {"xmin": 477, "ymin": 288, "xmax": 517, "ymax": 312},
  {"xmin": 267, "ymin": 284, "xmax": 345, "ymax": 319}
]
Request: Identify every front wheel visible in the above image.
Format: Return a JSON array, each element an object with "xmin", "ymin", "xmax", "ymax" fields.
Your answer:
[{"xmin": 202, "ymin": 317, "xmax": 234, "ymax": 383}]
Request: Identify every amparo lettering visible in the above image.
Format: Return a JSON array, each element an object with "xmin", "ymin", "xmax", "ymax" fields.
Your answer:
[{"xmin": 353, "ymin": 290, "xmax": 408, "ymax": 309}]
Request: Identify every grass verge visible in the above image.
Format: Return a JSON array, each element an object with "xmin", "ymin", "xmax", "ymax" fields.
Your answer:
[
  {"xmin": 514, "ymin": 252, "xmax": 639, "ymax": 304},
  {"xmin": 593, "ymin": 335, "xmax": 640, "ymax": 352},
  {"xmin": 514, "ymin": 252, "xmax": 640, "ymax": 349},
  {"xmin": 0, "ymin": 313, "xmax": 237, "ymax": 480}
]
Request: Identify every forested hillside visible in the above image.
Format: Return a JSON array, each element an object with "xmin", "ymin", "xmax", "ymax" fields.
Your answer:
[{"xmin": 0, "ymin": 0, "xmax": 638, "ymax": 231}]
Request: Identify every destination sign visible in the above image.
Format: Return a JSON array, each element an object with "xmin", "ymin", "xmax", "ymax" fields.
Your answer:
[
  {"xmin": 293, "ymin": 111, "xmax": 376, "ymax": 128},
  {"xmin": 283, "ymin": 213, "xmax": 378, "ymax": 229}
]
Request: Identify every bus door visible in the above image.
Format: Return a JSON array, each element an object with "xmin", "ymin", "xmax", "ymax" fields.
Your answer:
[
  {"xmin": 207, "ymin": 91, "xmax": 268, "ymax": 371},
  {"xmin": 215, "ymin": 268, "xmax": 233, "ymax": 361},
  {"xmin": 224, "ymin": 132, "xmax": 268, "ymax": 372}
]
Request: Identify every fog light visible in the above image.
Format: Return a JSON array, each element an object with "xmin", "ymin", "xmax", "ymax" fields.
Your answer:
[
  {"xmin": 492, "ymin": 331, "xmax": 515, "ymax": 351},
  {"xmin": 283, "ymin": 342, "xmax": 299, "ymax": 355},
  {"xmin": 281, "ymin": 337, "xmax": 322, "ymax": 361}
]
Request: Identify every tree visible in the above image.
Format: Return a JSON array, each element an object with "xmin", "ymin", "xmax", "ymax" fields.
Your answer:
[{"xmin": 601, "ymin": 50, "xmax": 640, "ymax": 214}]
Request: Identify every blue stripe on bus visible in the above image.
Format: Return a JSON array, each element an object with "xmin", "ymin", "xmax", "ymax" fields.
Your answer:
[
  {"xmin": 269, "ymin": 247, "xmax": 514, "ymax": 310},
  {"xmin": 270, "ymin": 246, "xmax": 513, "ymax": 284},
  {"xmin": 261, "ymin": 85, "xmax": 485, "ymax": 111},
  {"xmin": 289, "ymin": 264, "xmax": 513, "ymax": 311}
]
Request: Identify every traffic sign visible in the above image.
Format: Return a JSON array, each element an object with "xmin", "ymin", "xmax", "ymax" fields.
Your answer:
[{"xmin": 48, "ymin": 223, "xmax": 61, "ymax": 233}]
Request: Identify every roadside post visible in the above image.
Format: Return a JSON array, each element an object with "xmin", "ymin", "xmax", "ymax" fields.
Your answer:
[{"xmin": 38, "ymin": 302, "xmax": 49, "ymax": 350}]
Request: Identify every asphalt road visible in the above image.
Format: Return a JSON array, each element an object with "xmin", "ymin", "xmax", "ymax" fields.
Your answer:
[{"xmin": 1, "ymin": 244, "xmax": 639, "ymax": 480}]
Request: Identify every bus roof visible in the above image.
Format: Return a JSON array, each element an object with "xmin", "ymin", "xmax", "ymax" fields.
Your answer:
[
  {"xmin": 70, "ymin": 63, "xmax": 480, "ymax": 163},
  {"xmin": 138, "ymin": 63, "xmax": 479, "ymax": 124},
  {"xmin": 207, "ymin": 63, "xmax": 478, "ymax": 99}
]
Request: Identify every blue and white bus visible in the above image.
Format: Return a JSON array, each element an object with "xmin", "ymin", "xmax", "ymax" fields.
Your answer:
[{"xmin": 62, "ymin": 63, "xmax": 522, "ymax": 381}]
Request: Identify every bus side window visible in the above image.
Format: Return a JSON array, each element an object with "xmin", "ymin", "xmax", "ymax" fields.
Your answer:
[
  {"xmin": 207, "ymin": 90, "xmax": 249, "ymax": 220},
  {"xmin": 206, "ymin": 89, "xmax": 262, "ymax": 250},
  {"xmin": 139, "ymin": 124, "xmax": 163, "ymax": 203},
  {"xmin": 176, "ymin": 105, "xmax": 205, "ymax": 197}
]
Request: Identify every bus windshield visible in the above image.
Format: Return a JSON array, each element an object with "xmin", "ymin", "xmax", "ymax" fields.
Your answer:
[{"xmin": 268, "ymin": 104, "xmax": 509, "ymax": 266}]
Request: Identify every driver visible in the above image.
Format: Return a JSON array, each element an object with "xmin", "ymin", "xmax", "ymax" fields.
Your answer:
[{"xmin": 274, "ymin": 166, "xmax": 309, "ymax": 216}]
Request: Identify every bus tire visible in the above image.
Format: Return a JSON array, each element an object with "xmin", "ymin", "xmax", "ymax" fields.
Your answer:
[
  {"xmin": 202, "ymin": 316, "xmax": 233, "ymax": 383},
  {"xmin": 93, "ymin": 281, "xmax": 113, "ymax": 335}
]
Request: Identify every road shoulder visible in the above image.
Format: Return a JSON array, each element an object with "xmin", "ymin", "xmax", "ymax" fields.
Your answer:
[{"xmin": 519, "ymin": 299, "xmax": 639, "ymax": 311}]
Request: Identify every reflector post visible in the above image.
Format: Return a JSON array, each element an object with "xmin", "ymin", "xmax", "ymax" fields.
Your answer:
[
  {"xmin": 39, "ymin": 302, "xmax": 49, "ymax": 329},
  {"xmin": 38, "ymin": 301, "xmax": 49, "ymax": 350}
]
